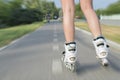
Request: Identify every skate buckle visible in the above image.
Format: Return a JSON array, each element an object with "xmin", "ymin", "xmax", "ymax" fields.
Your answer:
[
  {"xmin": 100, "ymin": 52, "xmax": 107, "ymax": 57},
  {"xmin": 70, "ymin": 57, "xmax": 76, "ymax": 61}
]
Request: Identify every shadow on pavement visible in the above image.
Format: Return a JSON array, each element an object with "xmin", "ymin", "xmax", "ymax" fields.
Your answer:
[
  {"xmin": 75, "ymin": 61, "xmax": 100, "ymax": 75},
  {"xmin": 108, "ymin": 53, "xmax": 120, "ymax": 73}
]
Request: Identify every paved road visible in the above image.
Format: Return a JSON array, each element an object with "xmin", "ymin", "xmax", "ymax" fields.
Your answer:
[
  {"xmin": 0, "ymin": 21, "xmax": 120, "ymax": 80},
  {"xmin": 100, "ymin": 20, "xmax": 120, "ymax": 26},
  {"xmin": 76, "ymin": 19, "xmax": 120, "ymax": 26}
]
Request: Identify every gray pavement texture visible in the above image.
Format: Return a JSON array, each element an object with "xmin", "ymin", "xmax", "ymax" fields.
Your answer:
[
  {"xmin": 76, "ymin": 19, "xmax": 120, "ymax": 26},
  {"xmin": 100, "ymin": 20, "xmax": 120, "ymax": 26},
  {"xmin": 0, "ymin": 21, "xmax": 120, "ymax": 80}
]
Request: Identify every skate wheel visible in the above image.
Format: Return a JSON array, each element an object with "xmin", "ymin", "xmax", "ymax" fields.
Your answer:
[
  {"xmin": 69, "ymin": 64, "xmax": 76, "ymax": 72},
  {"xmin": 61, "ymin": 53, "xmax": 65, "ymax": 61},
  {"xmin": 102, "ymin": 62, "xmax": 109, "ymax": 67},
  {"xmin": 101, "ymin": 58, "xmax": 109, "ymax": 67},
  {"xmin": 61, "ymin": 56, "xmax": 64, "ymax": 62},
  {"xmin": 65, "ymin": 62, "xmax": 76, "ymax": 72}
]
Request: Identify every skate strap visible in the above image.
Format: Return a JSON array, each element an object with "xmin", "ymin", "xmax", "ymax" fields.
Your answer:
[
  {"xmin": 68, "ymin": 49, "xmax": 76, "ymax": 51},
  {"xmin": 65, "ymin": 42, "xmax": 76, "ymax": 45},
  {"xmin": 94, "ymin": 36, "xmax": 105, "ymax": 41},
  {"xmin": 97, "ymin": 43, "xmax": 109, "ymax": 48},
  {"xmin": 62, "ymin": 48, "xmax": 76, "ymax": 54},
  {"xmin": 97, "ymin": 43, "xmax": 104, "ymax": 47}
]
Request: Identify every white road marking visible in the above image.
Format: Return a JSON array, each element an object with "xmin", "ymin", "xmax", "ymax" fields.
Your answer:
[
  {"xmin": 54, "ymin": 25, "xmax": 57, "ymax": 30},
  {"xmin": 52, "ymin": 59, "xmax": 62, "ymax": 74},
  {"xmin": 52, "ymin": 25, "xmax": 62, "ymax": 74},
  {"xmin": 53, "ymin": 45, "xmax": 59, "ymax": 51},
  {"xmin": 54, "ymin": 34, "xmax": 57, "ymax": 37},
  {"xmin": 53, "ymin": 38, "xmax": 58, "ymax": 42},
  {"xmin": 54, "ymin": 31, "xmax": 57, "ymax": 35}
]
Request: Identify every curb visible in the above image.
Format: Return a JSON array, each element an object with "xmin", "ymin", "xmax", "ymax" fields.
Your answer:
[{"xmin": 75, "ymin": 27, "xmax": 120, "ymax": 50}]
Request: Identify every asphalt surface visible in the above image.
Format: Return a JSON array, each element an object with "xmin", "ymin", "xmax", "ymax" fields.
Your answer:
[
  {"xmin": 0, "ymin": 21, "xmax": 120, "ymax": 80},
  {"xmin": 100, "ymin": 20, "xmax": 120, "ymax": 26},
  {"xmin": 75, "ymin": 19, "xmax": 120, "ymax": 26}
]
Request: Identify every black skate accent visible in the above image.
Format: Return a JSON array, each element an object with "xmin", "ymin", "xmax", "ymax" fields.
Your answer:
[
  {"xmin": 62, "ymin": 51, "xmax": 65, "ymax": 55},
  {"xmin": 97, "ymin": 43, "xmax": 110, "ymax": 48},
  {"xmin": 104, "ymin": 63, "xmax": 109, "ymax": 67},
  {"xmin": 62, "ymin": 48, "xmax": 76, "ymax": 55},
  {"xmin": 65, "ymin": 42, "xmax": 76, "ymax": 45},
  {"xmin": 94, "ymin": 36, "xmax": 105, "ymax": 41},
  {"xmin": 97, "ymin": 43, "xmax": 104, "ymax": 47},
  {"xmin": 69, "ymin": 49, "xmax": 76, "ymax": 51},
  {"xmin": 107, "ymin": 45, "xmax": 110, "ymax": 48},
  {"xmin": 65, "ymin": 42, "xmax": 76, "ymax": 52}
]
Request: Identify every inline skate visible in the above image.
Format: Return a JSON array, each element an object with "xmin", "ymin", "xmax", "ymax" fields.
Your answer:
[
  {"xmin": 93, "ymin": 36, "xmax": 109, "ymax": 66},
  {"xmin": 61, "ymin": 42, "xmax": 77, "ymax": 72}
]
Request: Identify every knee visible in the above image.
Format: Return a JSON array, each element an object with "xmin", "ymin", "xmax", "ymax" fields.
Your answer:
[
  {"xmin": 80, "ymin": 2, "xmax": 93, "ymax": 13},
  {"xmin": 63, "ymin": 6, "xmax": 75, "ymax": 14}
]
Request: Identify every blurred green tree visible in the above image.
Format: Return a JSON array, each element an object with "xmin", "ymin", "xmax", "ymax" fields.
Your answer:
[
  {"xmin": 75, "ymin": 3, "xmax": 84, "ymax": 19},
  {"xmin": 96, "ymin": 0, "xmax": 120, "ymax": 15},
  {"xmin": 0, "ymin": 0, "xmax": 59, "ymax": 27}
]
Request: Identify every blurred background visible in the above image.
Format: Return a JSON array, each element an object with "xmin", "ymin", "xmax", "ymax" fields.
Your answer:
[
  {"xmin": 0, "ymin": 0, "xmax": 120, "ymax": 28},
  {"xmin": 0, "ymin": 0, "xmax": 120, "ymax": 47},
  {"xmin": 0, "ymin": 0, "xmax": 120, "ymax": 27}
]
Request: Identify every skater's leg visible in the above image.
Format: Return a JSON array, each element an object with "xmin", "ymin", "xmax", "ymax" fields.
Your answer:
[
  {"xmin": 80, "ymin": 0, "xmax": 102, "ymax": 38},
  {"xmin": 61, "ymin": 0, "xmax": 76, "ymax": 60},
  {"xmin": 80, "ymin": 0, "xmax": 109, "ymax": 66},
  {"xmin": 61, "ymin": 0, "xmax": 77, "ymax": 71},
  {"xmin": 61, "ymin": 0, "xmax": 75, "ymax": 43}
]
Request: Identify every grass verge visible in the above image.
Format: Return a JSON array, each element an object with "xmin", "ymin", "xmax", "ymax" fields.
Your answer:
[
  {"xmin": 0, "ymin": 22, "xmax": 44, "ymax": 47},
  {"xmin": 75, "ymin": 22, "xmax": 120, "ymax": 44}
]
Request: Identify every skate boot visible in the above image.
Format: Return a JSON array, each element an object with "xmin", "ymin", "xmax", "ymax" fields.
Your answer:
[
  {"xmin": 93, "ymin": 36, "xmax": 109, "ymax": 66},
  {"xmin": 62, "ymin": 42, "xmax": 77, "ymax": 72}
]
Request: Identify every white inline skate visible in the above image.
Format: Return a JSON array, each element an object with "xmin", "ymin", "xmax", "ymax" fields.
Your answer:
[
  {"xmin": 61, "ymin": 42, "xmax": 77, "ymax": 72},
  {"xmin": 93, "ymin": 36, "xmax": 109, "ymax": 66}
]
